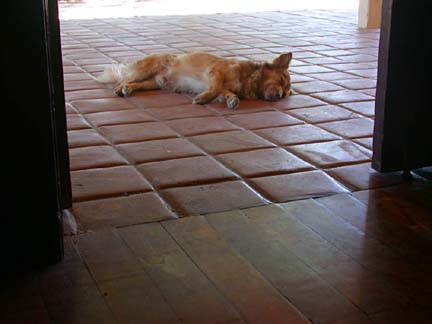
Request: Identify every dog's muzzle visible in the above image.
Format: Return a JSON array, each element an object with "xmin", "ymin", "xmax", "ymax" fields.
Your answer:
[{"xmin": 264, "ymin": 87, "xmax": 284, "ymax": 101}]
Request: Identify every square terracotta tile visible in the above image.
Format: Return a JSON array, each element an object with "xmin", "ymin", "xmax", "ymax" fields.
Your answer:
[
  {"xmin": 67, "ymin": 115, "xmax": 91, "ymax": 130},
  {"xmin": 290, "ymin": 74, "xmax": 315, "ymax": 83},
  {"xmin": 63, "ymin": 66, "xmax": 85, "ymax": 74},
  {"xmin": 327, "ymin": 163, "xmax": 404, "ymax": 191},
  {"xmin": 333, "ymin": 78, "xmax": 376, "ymax": 90},
  {"xmin": 319, "ymin": 118, "xmax": 374, "ymax": 138},
  {"xmin": 65, "ymin": 89, "xmax": 115, "ymax": 102},
  {"xmin": 117, "ymin": 138, "xmax": 204, "ymax": 164},
  {"xmin": 71, "ymin": 98, "xmax": 137, "ymax": 114},
  {"xmin": 69, "ymin": 145, "xmax": 128, "ymax": 171},
  {"xmin": 353, "ymin": 137, "xmax": 373, "ymax": 150},
  {"xmin": 290, "ymin": 65, "xmax": 333, "ymax": 74},
  {"xmin": 227, "ymin": 111, "xmax": 303, "ymax": 129},
  {"xmin": 324, "ymin": 62, "xmax": 375, "ymax": 72},
  {"xmin": 359, "ymin": 88, "xmax": 376, "ymax": 97},
  {"xmin": 312, "ymin": 90, "xmax": 373, "ymax": 104},
  {"xmin": 166, "ymin": 117, "xmax": 240, "ymax": 136},
  {"xmin": 82, "ymin": 63, "xmax": 112, "ymax": 73},
  {"xmin": 288, "ymin": 105, "xmax": 360, "ymax": 124},
  {"xmin": 248, "ymin": 170, "xmax": 349, "ymax": 202},
  {"xmin": 127, "ymin": 92, "xmax": 191, "ymax": 108},
  {"xmin": 350, "ymin": 69, "xmax": 377, "ymax": 78},
  {"xmin": 189, "ymin": 130, "xmax": 275, "ymax": 154},
  {"xmin": 99, "ymin": 122, "xmax": 178, "ymax": 144},
  {"xmin": 216, "ymin": 148, "xmax": 314, "ymax": 178},
  {"xmin": 145, "ymin": 104, "xmax": 217, "ymax": 120},
  {"xmin": 206, "ymin": 100, "xmax": 274, "ymax": 115},
  {"xmin": 70, "ymin": 193, "xmax": 176, "ymax": 230},
  {"xmin": 65, "ymin": 103, "xmax": 78, "ymax": 114},
  {"xmin": 288, "ymin": 140, "xmax": 371, "ymax": 168},
  {"xmin": 68, "ymin": 129, "xmax": 109, "ymax": 148},
  {"xmin": 272, "ymin": 95, "xmax": 328, "ymax": 110},
  {"xmin": 160, "ymin": 181, "xmax": 267, "ymax": 216},
  {"xmin": 85, "ymin": 109, "xmax": 155, "ymax": 126},
  {"xmin": 293, "ymin": 81, "xmax": 344, "ymax": 94},
  {"xmin": 63, "ymin": 73, "xmax": 94, "ymax": 82},
  {"xmin": 255, "ymin": 124, "xmax": 340, "ymax": 146},
  {"xmin": 138, "ymin": 156, "xmax": 238, "ymax": 189},
  {"xmin": 307, "ymin": 72, "xmax": 358, "ymax": 81},
  {"xmin": 64, "ymin": 80, "xmax": 106, "ymax": 92},
  {"xmin": 341, "ymin": 101, "xmax": 375, "ymax": 116},
  {"xmin": 71, "ymin": 166, "xmax": 153, "ymax": 202}
]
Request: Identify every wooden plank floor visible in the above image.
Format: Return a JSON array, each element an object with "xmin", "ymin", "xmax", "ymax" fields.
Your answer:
[{"xmin": 2, "ymin": 181, "xmax": 432, "ymax": 323}]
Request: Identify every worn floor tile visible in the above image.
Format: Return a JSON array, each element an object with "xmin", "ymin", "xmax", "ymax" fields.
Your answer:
[
  {"xmin": 70, "ymin": 193, "xmax": 176, "ymax": 229},
  {"xmin": 127, "ymin": 92, "xmax": 191, "ymax": 108},
  {"xmin": 65, "ymin": 89, "xmax": 115, "ymax": 101},
  {"xmin": 71, "ymin": 98, "xmax": 137, "ymax": 114},
  {"xmin": 67, "ymin": 129, "xmax": 109, "ymax": 148},
  {"xmin": 66, "ymin": 114, "xmax": 91, "ymax": 130},
  {"xmin": 293, "ymin": 80, "xmax": 344, "ymax": 94},
  {"xmin": 160, "ymin": 181, "xmax": 268, "ymax": 216},
  {"xmin": 227, "ymin": 111, "xmax": 303, "ymax": 129},
  {"xmin": 189, "ymin": 130, "xmax": 275, "ymax": 154},
  {"xmin": 249, "ymin": 170, "xmax": 349, "ymax": 202},
  {"xmin": 99, "ymin": 122, "xmax": 178, "ymax": 144},
  {"xmin": 69, "ymin": 145, "xmax": 128, "ymax": 171},
  {"xmin": 207, "ymin": 100, "xmax": 275, "ymax": 115},
  {"xmin": 319, "ymin": 118, "xmax": 374, "ymax": 138},
  {"xmin": 117, "ymin": 138, "xmax": 204, "ymax": 164},
  {"xmin": 138, "ymin": 156, "xmax": 238, "ymax": 188},
  {"xmin": 334, "ymin": 78, "xmax": 377, "ymax": 90},
  {"xmin": 166, "ymin": 116, "xmax": 240, "ymax": 136},
  {"xmin": 288, "ymin": 105, "xmax": 360, "ymax": 123},
  {"xmin": 328, "ymin": 163, "xmax": 405, "ymax": 190},
  {"xmin": 342, "ymin": 101, "xmax": 375, "ymax": 116},
  {"xmin": 272, "ymin": 94, "xmax": 328, "ymax": 110},
  {"xmin": 288, "ymin": 140, "xmax": 372, "ymax": 168},
  {"xmin": 256, "ymin": 124, "xmax": 340, "ymax": 146},
  {"xmin": 145, "ymin": 104, "xmax": 217, "ymax": 120},
  {"xmin": 216, "ymin": 148, "xmax": 314, "ymax": 178},
  {"xmin": 71, "ymin": 166, "xmax": 153, "ymax": 202},
  {"xmin": 85, "ymin": 109, "xmax": 155, "ymax": 126},
  {"xmin": 312, "ymin": 90, "xmax": 374, "ymax": 104}
]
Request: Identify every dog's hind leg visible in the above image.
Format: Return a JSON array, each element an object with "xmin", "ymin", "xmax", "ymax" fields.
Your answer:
[
  {"xmin": 114, "ymin": 54, "xmax": 175, "ymax": 96},
  {"xmin": 121, "ymin": 79, "xmax": 160, "ymax": 97},
  {"xmin": 221, "ymin": 90, "xmax": 240, "ymax": 110},
  {"xmin": 192, "ymin": 71, "xmax": 224, "ymax": 105}
]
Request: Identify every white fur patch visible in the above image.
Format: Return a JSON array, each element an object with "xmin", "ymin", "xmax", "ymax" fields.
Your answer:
[{"xmin": 174, "ymin": 76, "xmax": 208, "ymax": 94}]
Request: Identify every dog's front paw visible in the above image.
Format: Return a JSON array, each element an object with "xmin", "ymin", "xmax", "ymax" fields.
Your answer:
[
  {"xmin": 122, "ymin": 84, "xmax": 132, "ymax": 97},
  {"xmin": 114, "ymin": 85, "xmax": 124, "ymax": 97},
  {"xmin": 192, "ymin": 94, "xmax": 206, "ymax": 105},
  {"xmin": 226, "ymin": 95, "xmax": 240, "ymax": 110}
]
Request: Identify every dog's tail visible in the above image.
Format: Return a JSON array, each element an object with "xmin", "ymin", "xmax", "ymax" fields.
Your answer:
[{"xmin": 96, "ymin": 63, "xmax": 134, "ymax": 83}]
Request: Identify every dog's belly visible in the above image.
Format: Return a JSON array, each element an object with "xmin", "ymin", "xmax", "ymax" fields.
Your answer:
[{"xmin": 172, "ymin": 76, "xmax": 208, "ymax": 94}]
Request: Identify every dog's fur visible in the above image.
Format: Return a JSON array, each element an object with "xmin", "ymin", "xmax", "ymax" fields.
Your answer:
[{"xmin": 97, "ymin": 52, "xmax": 293, "ymax": 110}]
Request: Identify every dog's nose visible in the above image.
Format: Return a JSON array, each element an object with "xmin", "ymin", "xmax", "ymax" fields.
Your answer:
[{"xmin": 270, "ymin": 92, "xmax": 282, "ymax": 101}]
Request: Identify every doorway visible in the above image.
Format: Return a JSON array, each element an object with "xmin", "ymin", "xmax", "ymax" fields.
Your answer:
[{"xmin": 56, "ymin": 0, "xmax": 402, "ymax": 232}]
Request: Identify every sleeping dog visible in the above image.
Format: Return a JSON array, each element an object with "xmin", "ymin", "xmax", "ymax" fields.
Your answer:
[{"xmin": 97, "ymin": 51, "xmax": 293, "ymax": 110}]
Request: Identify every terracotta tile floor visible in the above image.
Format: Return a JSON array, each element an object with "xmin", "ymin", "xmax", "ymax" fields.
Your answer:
[{"xmin": 60, "ymin": 9, "xmax": 399, "ymax": 229}]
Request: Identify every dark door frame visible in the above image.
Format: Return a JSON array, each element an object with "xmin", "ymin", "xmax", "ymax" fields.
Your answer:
[
  {"xmin": 4, "ymin": 0, "xmax": 70, "ymax": 271},
  {"xmin": 373, "ymin": 0, "xmax": 430, "ymax": 172}
]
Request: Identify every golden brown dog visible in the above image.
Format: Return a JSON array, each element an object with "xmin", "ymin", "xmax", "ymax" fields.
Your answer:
[{"xmin": 97, "ymin": 52, "xmax": 293, "ymax": 110}]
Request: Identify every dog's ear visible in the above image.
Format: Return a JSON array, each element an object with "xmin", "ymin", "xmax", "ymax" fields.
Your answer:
[{"xmin": 272, "ymin": 52, "xmax": 293, "ymax": 69}]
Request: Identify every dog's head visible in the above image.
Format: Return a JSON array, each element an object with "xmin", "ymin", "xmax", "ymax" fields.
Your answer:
[{"xmin": 259, "ymin": 53, "xmax": 293, "ymax": 101}]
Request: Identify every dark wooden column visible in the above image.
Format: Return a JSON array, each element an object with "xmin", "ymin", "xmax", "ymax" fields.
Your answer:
[
  {"xmin": 373, "ymin": 0, "xmax": 430, "ymax": 172},
  {"xmin": 3, "ymin": 0, "xmax": 68, "ymax": 271}
]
